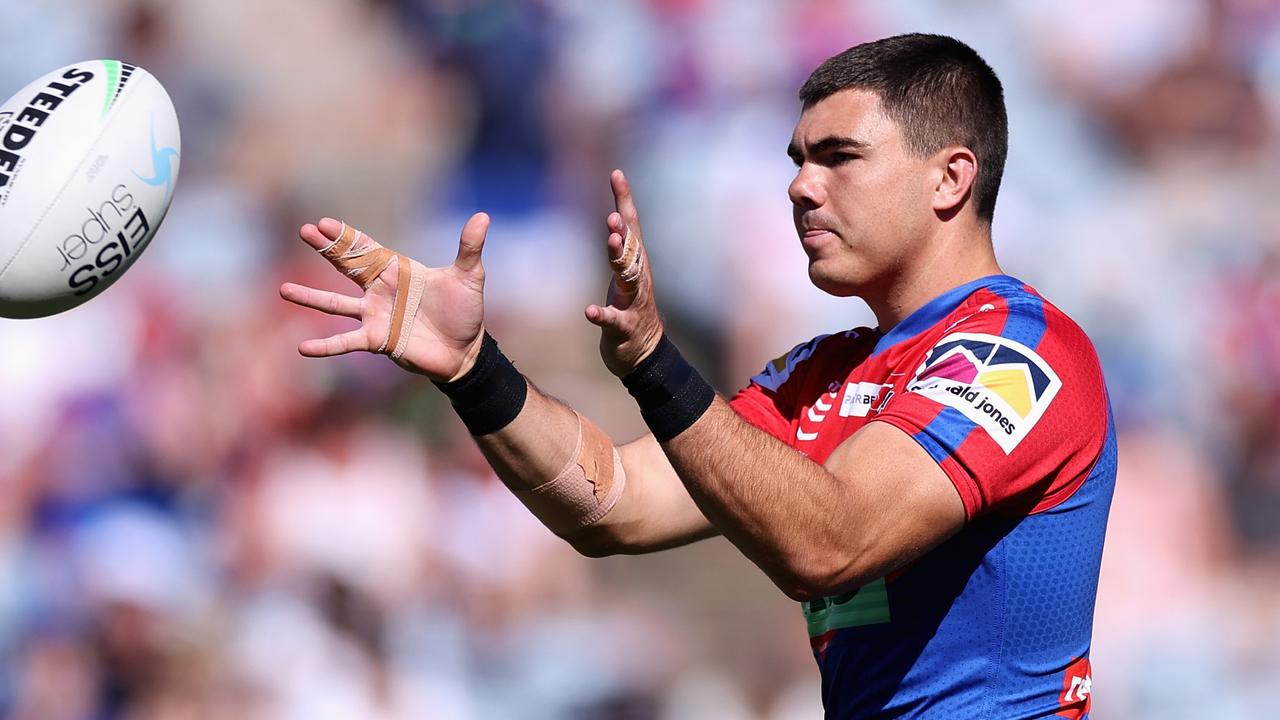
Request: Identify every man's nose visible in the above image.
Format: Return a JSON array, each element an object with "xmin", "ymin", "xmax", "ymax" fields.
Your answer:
[{"xmin": 788, "ymin": 165, "xmax": 825, "ymax": 209}]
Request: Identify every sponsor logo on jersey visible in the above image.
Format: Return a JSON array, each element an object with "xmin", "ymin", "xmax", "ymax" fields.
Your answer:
[
  {"xmin": 1056, "ymin": 657, "xmax": 1092, "ymax": 719},
  {"xmin": 802, "ymin": 578, "xmax": 891, "ymax": 638},
  {"xmin": 907, "ymin": 332, "xmax": 1061, "ymax": 453},
  {"xmin": 839, "ymin": 381, "xmax": 894, "ymax": 418}
]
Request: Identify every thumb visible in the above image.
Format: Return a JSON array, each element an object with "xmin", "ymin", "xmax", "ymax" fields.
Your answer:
[
  {"xmin": 584, "ymin": 303, "xmax": 625, "ymax": 333},
  {"xmin": 454, "ymin": 212, "xmax": 490, "ymax": 273}
]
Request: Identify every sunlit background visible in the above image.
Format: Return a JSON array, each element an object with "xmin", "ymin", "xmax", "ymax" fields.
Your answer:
[{"xmin": 1, "ymin": 0, "xmax": 1279, "ymax": 717}]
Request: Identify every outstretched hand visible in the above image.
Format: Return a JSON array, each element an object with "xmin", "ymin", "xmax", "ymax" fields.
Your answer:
[
  {"xmin": 586, "ymin": 170, "xmax": 665, "ymax": 377},
  {"xmin": 280, "ymin": 213, "xmax": 491, "ymax": 382}
]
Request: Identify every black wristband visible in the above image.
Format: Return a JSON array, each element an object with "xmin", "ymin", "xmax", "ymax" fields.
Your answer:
[
  {"xmin": 621, "ymin": 335, "xmax": 716, "ymax": 442},
  {"xmin": 433, "ymin": 333, "xmax": 528, "ymax": 436}
]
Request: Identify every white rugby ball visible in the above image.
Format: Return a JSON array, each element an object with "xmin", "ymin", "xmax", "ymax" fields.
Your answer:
[{"xmin": 0, "ymin": 60, "xmax": 180, "ymax": 318}]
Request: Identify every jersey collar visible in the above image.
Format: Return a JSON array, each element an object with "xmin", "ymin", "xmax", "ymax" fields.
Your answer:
[{"xmin": 871, "ymin": 274, "xmax": 1018, "ymax": 356}]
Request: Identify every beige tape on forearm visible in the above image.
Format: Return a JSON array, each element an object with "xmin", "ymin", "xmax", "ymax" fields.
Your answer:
[
  {"xmin": 318, "ymin": 222, "xmax": 426, "ymax": 360},
  {"xmin": 513, "ymin": 413, "xmax": 626, "ymax": 536}
]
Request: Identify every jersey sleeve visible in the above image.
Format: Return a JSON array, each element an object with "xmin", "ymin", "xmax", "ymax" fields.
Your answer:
[
  {"xmin": 730, "ymin": 382, "xmax": 792, "ymax": 441},
  {"xmin": 871, "ymin": 297, "xmax": 1108, "ymax": 519},
  {"xmin": 728, "ymin": 335, "xmax": 829, "ymax": 443}
]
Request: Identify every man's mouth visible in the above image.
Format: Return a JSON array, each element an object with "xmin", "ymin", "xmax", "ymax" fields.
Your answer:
[{"xmin": 801, "ymin": 226, "xmax": 837, "ymax": 250}]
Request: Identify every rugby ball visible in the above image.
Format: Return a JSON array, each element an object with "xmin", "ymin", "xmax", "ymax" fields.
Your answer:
[{"xmin": 0, "ymin": 60, "xmax": 180, "ymax": 318}]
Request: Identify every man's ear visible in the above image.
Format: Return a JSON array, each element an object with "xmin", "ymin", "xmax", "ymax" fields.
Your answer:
[{"xmin": 932, "ymin": 146, "xmax": 978, "ymax": 215}]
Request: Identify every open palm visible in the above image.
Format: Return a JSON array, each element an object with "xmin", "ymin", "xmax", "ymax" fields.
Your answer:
[{"xmin": 280, "ymin": 214, "xmax": 491, "ymax": 382}]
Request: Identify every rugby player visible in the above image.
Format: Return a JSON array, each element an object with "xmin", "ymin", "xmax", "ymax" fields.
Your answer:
[{"xmin": 282, "ymin": 33, "xmax": 1115, "ymax": 718}]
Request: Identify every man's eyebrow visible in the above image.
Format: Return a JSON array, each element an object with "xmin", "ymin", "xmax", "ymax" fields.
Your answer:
[{"xmin": 787, "ymin": 136, "xmax": 871, "ymax": 160}]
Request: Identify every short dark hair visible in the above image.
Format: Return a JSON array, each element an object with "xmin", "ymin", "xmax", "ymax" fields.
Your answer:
[{"xmin": 799, "ymin": 34, "xmax": 1008, "ymax": 224}]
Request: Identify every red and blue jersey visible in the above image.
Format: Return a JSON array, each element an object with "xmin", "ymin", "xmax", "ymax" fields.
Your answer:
[{"xmin": 730, "ymin": 274, "xmax": 1115, "ymax": 719}]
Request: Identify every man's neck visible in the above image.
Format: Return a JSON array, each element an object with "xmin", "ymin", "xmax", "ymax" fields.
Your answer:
[{"xmin": 868, "ymin": 226, "xmax": 1002, "ymax": 333}]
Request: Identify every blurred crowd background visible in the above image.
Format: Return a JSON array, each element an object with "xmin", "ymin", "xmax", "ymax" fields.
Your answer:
[{"xmin": 1, "ymin": 0, "xmax": 1279, "ymax": 717}]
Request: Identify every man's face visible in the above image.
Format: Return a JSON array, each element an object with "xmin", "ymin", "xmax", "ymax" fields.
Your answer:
[{"xmin": 787, "ymin": 89, "xmax": 938, "ymax": 298}]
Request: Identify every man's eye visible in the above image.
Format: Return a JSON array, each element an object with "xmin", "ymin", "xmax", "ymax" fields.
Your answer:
[{"xmin": 829, "ymin": 153, "xmax": 858, "ymax": 166}]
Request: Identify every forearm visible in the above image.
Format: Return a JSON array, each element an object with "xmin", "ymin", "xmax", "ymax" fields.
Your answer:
[
  {"xmin": 436, "ymin": 335, "xmax": 713, "ymax": 553},
  {"xmin": 471, "ymin": 382, "xmax": 581, "ymax": 492},
  {"xmin": 661, "ymin": 399, "xmax": 860, "ymax": 599},
  {"xmin": 433, "ymin": 338, "xmax": 622, "ymax": 538},
  {"xmin": 619, "ymin": 337, "xmax": 863, "ymax": 599}
]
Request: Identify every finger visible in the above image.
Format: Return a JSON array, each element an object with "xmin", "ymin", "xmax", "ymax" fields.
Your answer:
[
  {"xmin": 585, "ymin": 303, "xmax": 625, "ymax": 331},
  {"xmin": 280, "ymin": 282, "xmax": 362, "ymax": 319},
  {"xmin": 605, "ymin": 213, "xmax": 628, "ymax": 261},
  {"xmin": 608, "ymin": 229, "xmax": 643, "ymax": 292},
  {"xmin": 606, "ymin": 228, "xmax": 625, "ymax": 262},
  {"xmin": 605, "ymin": 178, "xmax": 645, "ymax": 290},
  {"xmin": 298, "ymin": 329, "xmax": 369, "ymax": 358},
  {"xmin": 317, "ymin": 217, "xmax": 345, "ymax": 243},
  {"xmin": 299, "ymin": 222, "xmax": 333, "ymax": 251},
  {"xmin": 610, "ymin": 169, "xmax": 640, "ymax": 226},
  {"xmin": 300, "ymin": 217, "xmax": 361, "ymax": 251},
  {"xmin": 454, "ymin": 212, "xmax": 490, "ymax": 273},
  {"xmin": 608, "ymin": 231, "xmax": 638, "ymax": 276}
]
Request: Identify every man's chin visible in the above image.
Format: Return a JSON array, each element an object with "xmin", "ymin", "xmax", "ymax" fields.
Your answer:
[{"xmin": 807, "ymin": 262, "xmax": 862, "ymax": 298}]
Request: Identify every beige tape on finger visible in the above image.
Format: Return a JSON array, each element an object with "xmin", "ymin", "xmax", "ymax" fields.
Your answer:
[
  {"xmin": 320, "ymin": 223, "xmax": 396, "ymax": 289},
  {"xmin": 386, "ymin": 256, "xmax": 426, "ymax": 360},
  {"xmin": 513, "ymin": 413, "xmax": 627, "ymax": 536},
  {"xmin": 318, "ymin": 221, "xmax": 427, "ymax": 359},
  {"xmin": 610, "ymin": 227, "xmax": 643, "ymax": 288}
]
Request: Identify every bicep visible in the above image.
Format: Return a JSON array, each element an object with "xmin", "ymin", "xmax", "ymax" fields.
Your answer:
[
  {"xmin": 568, "ymin": 433, "xmax": 718, "ymax": 554},
  {"xmin": 823, "ymin": 422, "xmax": 966, "ymax": 583}
]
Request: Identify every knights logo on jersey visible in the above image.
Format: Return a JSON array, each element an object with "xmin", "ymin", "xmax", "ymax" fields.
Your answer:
[{"xmin": 907, "ymin": 332, "xmax": 1062, "ymax": 454}]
